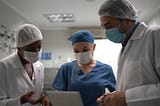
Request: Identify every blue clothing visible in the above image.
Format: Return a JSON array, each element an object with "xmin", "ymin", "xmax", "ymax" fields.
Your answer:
[
  {"xmin": 70, "ymin": 30, "xmax": 94, "ymax": 45},
  {"xmin": 52, "ymin": 60, "xmax": 116, "ymax": 106}
]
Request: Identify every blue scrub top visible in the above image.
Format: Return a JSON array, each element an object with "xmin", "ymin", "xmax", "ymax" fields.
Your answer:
[{"xmin": 52, "ymin": 60, "xmax": 116, "ymax": 106}]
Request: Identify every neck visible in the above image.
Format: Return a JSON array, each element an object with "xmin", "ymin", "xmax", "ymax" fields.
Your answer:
[
  {"xmin": 78, "ymin": 59, "xmax": 96, "ymax": 74},
  {"xmin": 78, "ymin": 59, "xmax": 96, "ymax": 67},
  {"xmin": 123, "ymin": 22, "xmax": 139, "ymax": 45}
]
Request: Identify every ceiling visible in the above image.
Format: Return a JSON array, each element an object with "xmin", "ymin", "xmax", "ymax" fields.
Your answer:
[{"xmin": 1, "ymin": 0, "xmax": 160, "ymax": 30}]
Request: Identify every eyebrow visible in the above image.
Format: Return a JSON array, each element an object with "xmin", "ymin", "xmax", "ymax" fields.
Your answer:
[
  {"xmin": 102, "ymin": 22, "xmax": 111, "ymax": 26},
  {"xmin": 74, "ymin": 46, "xmax": 89, "ymax": 50}
]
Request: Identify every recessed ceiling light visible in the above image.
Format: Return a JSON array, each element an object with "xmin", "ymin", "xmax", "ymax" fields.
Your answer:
[{"xmin": 45, "ymin": 13, "xmax": 75, "ymax": 23}]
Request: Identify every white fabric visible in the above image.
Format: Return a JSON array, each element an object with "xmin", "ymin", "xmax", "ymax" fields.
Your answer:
[
  {"xmin": 0, "ymin": 52, "xmax": 44, "ymax": 106},
  {"xmin": 98, "ymin": 0, "xmax": 138, "ymax": 20},
  {"xmin": 116, "ymin": 22, "xmax": 160, "ymax": 106},
  {"xmin": 15, "ymin": 24, "xmax": 43, "ymax": 47}
]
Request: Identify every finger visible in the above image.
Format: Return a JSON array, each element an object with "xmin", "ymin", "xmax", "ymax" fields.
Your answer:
[
  {"xmin": 97, "ymin": 93, "xmax": 110, "ymax": 103},
  {"xmin": 27, "ymin": 91, "xmax": 35, "ymax": 97},
  {"xmin": 103, "ymin": 93, "xmax": 110, "ymax": 97},
  {"xmin": 42, "ymin": 101, "xmax": 50, "ymax": 106},
  {"xmin": 99, "ymin": 95, "xmax": 111, "ymax": 106},
  {"xmin": 97, "ymin": 96, "xmax": 104, "ymax": 103}
]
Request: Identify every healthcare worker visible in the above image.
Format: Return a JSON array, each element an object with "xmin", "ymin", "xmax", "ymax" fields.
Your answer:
[
  {"xmin": 97, "ymin": 0, "xmax": 160, "ymax": 106},
  {"xmin": 52, "ymin": 30, "xmax": 116, "ymax": 106},
  {"xmin": 0, "ymin": 24, "xmax": 51, "ymax": 106}
]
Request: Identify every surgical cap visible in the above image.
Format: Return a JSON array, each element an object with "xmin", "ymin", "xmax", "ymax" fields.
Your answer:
[
  {"xmin": 98, "ymin": 0, "xmax": 138, "ymax": 20},
  {"xmin": 70, "ymin": 30, "xmax": 94, "ymax": 45},
  {"xmin": 15, "ymin": 24, "xmax": 43, "ymax": 47}
]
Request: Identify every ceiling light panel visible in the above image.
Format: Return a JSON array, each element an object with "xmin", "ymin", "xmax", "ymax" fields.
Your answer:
[{"xmin": 45, "ymin": 13, "xmax": 75, "ymax": 23}]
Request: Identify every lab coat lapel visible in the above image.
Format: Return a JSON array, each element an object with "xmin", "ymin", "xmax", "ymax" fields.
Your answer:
[
  {"xmin": 33, "ymin": 63, "xmax": 42, "ymax": 83},
  {"xmin": 13, "ymin": 52, "xmax": 35, "ymax": 89},
  {"xmin": 23, "ymin": 68, "xmax": 35, "ymax": 89},
  {"xmin": 33, "ymin": 63, "xmax": 43, "ymax": 93},
  {"xmin": 118, "ymin": 22, "xmax": 147, "ymax": 63},
  {"xmin": 117, "ymin": 22, "xmax": 148, "ymax": 89}
]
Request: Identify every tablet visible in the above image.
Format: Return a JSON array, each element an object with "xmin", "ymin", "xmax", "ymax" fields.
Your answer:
[{"xmin": 46, "ymin": 91, "xmax": 84, "ymax": 106}]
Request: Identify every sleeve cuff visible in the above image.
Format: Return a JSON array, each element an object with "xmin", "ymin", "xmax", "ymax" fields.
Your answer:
[{"xmin": 7, "ymin": 96, "xmax": 21, "ymax": 106}]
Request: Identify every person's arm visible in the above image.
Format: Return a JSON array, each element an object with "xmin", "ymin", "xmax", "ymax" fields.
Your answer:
[
  {"xmin": 0, "ymin": 61, "xmax": 22, "ymax": 106},
  {"xmin": 126, "ymin": 83, "xmax": 160, "ymax": 106},
  {"xmin": 52, "ymin": 64, "xmax": 68, "ymax": 91},
  {"xmin": 104, "ymin": 64, "xmax": 116, "ymax": 92},
  {"xmin": 0, "ymin": 62, "xmax": 40, "ymax": 106},
  {"xmin": 39, "ymin": 91, "xmax": 52, "ymax": 106},
  {"xmin": 97, "ymin": 29, "xmax": 160, "ymax": 106},
  {"xmin": 0, "ymin": 86, "xmax": 40, "ymax": 106},
  {"xmin": 126, "ymin": 28, "xmax": 160, "ymax": 106},
  {"xmin": 0, "ymin": 96, "xmax": 21, "ymax": 106}
]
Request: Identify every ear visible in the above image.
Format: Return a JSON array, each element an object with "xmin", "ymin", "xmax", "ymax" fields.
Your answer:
[
  {"xmin": 17, "ymin": 47, "xmax": 20, "ymax": 51},
  {"xmin": 17, "ymin": 47, "xmax": 23, "ymax": 52},
  {"xmin": 17, "ymin": 47, "xmax": 24, "ymax": 57},
  {"xmin": 121, "ymin": 19, "xmax": 132, "ymax": 32},
  {"xmin": 93, "ymin": 44, "xmax": 96, "ymax": 51}
]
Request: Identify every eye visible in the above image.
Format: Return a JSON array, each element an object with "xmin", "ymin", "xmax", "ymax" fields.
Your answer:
[
  {"xmin": 103, "ymin": 23, "xmax": 114, "ymax": 29},
  {"xmin": 74, "ymin": 50, "xmax": 79, "ymax": 53},
  {"xmin": 82, "ymin": 49, "xmax": 89, "ymax": 52},
  {"xmin": 25, "ymin": 47, "xmax": 41, "ymax": 52}
]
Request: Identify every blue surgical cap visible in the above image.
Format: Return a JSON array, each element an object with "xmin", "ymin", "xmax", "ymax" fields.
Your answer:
[{"xmin": 70, "ymin": 30, "xmax": 94, "ymax": 45}]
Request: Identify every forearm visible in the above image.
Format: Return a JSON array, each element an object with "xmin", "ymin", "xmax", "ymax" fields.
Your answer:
[
  {"xmin": 126, "ymin": 83, "xmax": 160, "ymax": 106},
  {"xmin": 0, "ymin": 97, "xmax": 21, "ymax": 106}
]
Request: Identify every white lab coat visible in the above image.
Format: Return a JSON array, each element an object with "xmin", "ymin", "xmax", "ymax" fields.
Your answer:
[
  {"xmin": 0, "ymin": 51, "xmax": 44, "ymax": 106},
  {"xmin": 116, "ymin": 22, "xmax": 160, "ymax": 106}
]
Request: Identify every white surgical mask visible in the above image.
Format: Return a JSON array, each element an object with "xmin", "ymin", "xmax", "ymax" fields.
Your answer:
[
  {"xmin": 23, "ymin": 49, "xmax": 42, "ymax": 63},
  {"xmin": 74, "ymin": 51, "xmax": 92, "ymax": 64}
]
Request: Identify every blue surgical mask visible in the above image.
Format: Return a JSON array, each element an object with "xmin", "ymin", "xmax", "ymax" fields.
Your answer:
[
  {"xmin": 105, "ymin": 21, "xmax": 137, "ymax": 43},
  {"xmin": 105, "ymin": 27, "xmax": 125, "ymax": 43}
]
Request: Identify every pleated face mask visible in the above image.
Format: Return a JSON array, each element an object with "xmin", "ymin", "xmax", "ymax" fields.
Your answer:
[
  {"xmin": 105, "ymin": 27, "xmax": 125, "ymax": 43},
  {"xmin": 23, "ymin": 49, "xmax": 42, "ymax": 63},
  {"xmin": 74, "ymin": 51, "xmax": 92, "ymax": 64}
]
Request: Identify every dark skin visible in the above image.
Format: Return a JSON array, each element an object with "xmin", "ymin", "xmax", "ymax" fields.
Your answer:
[
  {"xmin": 17, "ymin": 40, "xmax": 41, "ymax": 80},
  {"xmin": 17, "ymin": 40, "xmax": 52, "ymax": 106},
  {"xmin": 17, "ymin": 40, "xmax": 42, "ymax": 65}
]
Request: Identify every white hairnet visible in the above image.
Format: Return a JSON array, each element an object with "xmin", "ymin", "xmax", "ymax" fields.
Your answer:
[
  {"xmin": 15, "ymin": 24, "xmax": 43, "ymax": 47},
  {"xmin": 98, "ymin": 0, "xmax": 138, "ymax": 20}
]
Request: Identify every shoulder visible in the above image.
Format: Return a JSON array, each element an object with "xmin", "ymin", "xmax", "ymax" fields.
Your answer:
[
  {"xmin": 145, "ymin": 25, "xmax": 160, "ymax": 37},
  {"xmin": 0, "ymin": 52, "xmax": 17, "ymax": 66},
  {"xmin": 96, "ymin": 60, "xmax": 112, "ymax": 70},
  {"xmin": 60, "ymin": 60, "xmax": 77, "ymax": 68},
  {"xmin": 57, "ymin": 60, "xmax": 77, "ymax": 75},
  {"xmin": 34, "ymin": 61, "xmax": 44, "ymax": 69}
]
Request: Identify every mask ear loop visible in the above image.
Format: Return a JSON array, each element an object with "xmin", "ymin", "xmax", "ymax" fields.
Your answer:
[{"xmin": 117, "ymin": 19, "xmax": 125, "ymax": 34}]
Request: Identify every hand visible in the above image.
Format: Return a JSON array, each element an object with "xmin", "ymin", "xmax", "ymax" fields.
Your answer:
[
  {"xmin": 97, "ymin": 91, "xmax": 127, "ymax": 106},
  {"xmin": 97, "ymin": 93, "xmax": 111, "ymax": 106},
  {"xmin": 20, "ymin": 91, "xmax": 39, "ymax": 105},
  {"xmin": 40, "ymin": 96, "xmax": 52, "ymax": 106}
]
